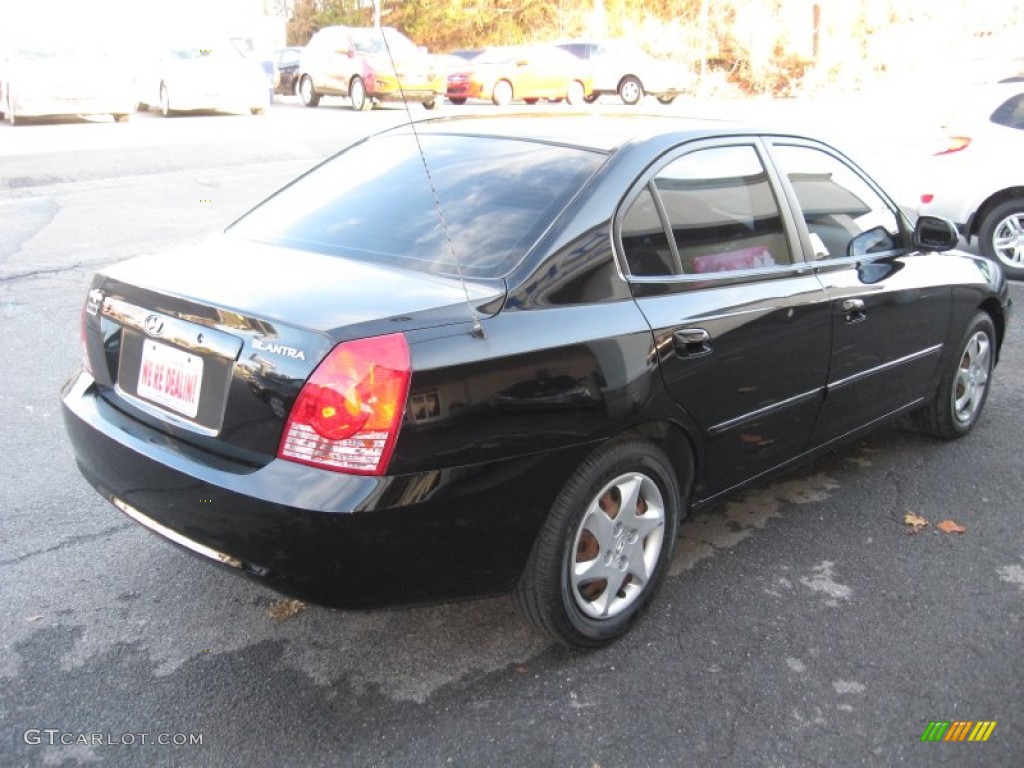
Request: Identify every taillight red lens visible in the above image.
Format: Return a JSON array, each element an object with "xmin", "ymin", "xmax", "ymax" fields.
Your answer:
[
  {"xmin": 80, "ymin": 306, "xmax": 93, "ymax": 376},
  {"xmin": 278, "ymin": 333, "xmax": 411, "ymax": 475},
  {"xmin": 934, "ymin": 135, "xmax": 971, "ymax": 156}
]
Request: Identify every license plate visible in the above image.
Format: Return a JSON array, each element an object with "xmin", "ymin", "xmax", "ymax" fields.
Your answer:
[{"xmin": 137, "ymin": 340, "xmax": 203, "ymax": 418}]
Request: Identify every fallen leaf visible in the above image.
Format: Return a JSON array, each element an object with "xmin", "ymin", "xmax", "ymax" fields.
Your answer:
[
  {"xmin": 903, "ymin": 512, "xmax": 930, "ymax": 534},
  {"xmin": 513, "ymin": 665, "xmax": 528, "ymax": 675},
  {"xmin": 26, "ymin": 615, "xmax": 44, "ymax": 623},
  {"xmin": 266, "ymin": 598, "xmax": 307, "ymax": 623},
  {"xmin": 937, "ymin": 519, "xmax": 966, "ymax": 534}
]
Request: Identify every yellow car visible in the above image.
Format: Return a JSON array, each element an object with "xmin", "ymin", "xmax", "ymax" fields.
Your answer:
[{"xmin": 446, "ymin": 45, "xmax": 591, "ymax": 106}]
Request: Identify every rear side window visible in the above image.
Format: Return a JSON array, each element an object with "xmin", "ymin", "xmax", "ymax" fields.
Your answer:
[
  {"xmin": 621, "ymin": 144, "xmax": 792, "ymax": 276},
  {"xmin": 991, "ymin": 93, "xmax": 1024, "ymax": 130},
  {"xmin": 229, "ymin": 134, "xmax": 604, "ymax": 278}
]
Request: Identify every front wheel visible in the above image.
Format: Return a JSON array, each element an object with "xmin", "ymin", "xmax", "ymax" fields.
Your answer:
[
  {"xmin": 422, "ymin": 98, "xmax": 437, "ymax": 110},
  {"xmin": 514, "ymin": 439, "xmax": 681, "ymax": 647},
  {"xmin": 350, "ymin": 76, "xmax": 372, "ymax": 112},
  {"xmin": 979, "ymin": 199, "xmax": 1024, "ymax": 279},
  {"xmin": 448, "ymin": 97, "xmax": 467, "ymax": 105},
  {"xmin": 618, "ymin": 76, "xmax": 643, "ymax": 105},
  {"xmin": 492, "ymin": 80, "xmax": 513, "ymax": 106},
  {"xmin": 299, "ymin": 75, "xmax": 320, "ymax": 107},
  {"xmin": 913, "ymin": 312, "xmax": 996, "ymax": 439}
]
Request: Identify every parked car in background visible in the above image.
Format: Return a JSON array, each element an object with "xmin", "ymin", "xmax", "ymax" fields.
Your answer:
[
  {"xmin": 274, "ymin": 46, "xmax": 303, "ymax": 95},
  {"xmin": 446, "ymin": 45, "xmax": 591, "ymax": 106},
  {"xmin": 136, "ymin": 41, "xmax": 270, "ymax": 117},
  {"xmin": 557, "ymin": 39, "xmax": 691, "ymax": 105},
  {"xmin": 297, "ymin": 26, "xmax": 443, "ymax": 112},
  {"xmin": 0, "ymin": 40, "xmax": 134, "ymax": 124},
  {"xmin": 63, "ymin": 114, "xmax": 1010, "ymax": 649},
  {"xmin": 918, "ymin": 83, "xmax": 1024, "ymax": 279}
]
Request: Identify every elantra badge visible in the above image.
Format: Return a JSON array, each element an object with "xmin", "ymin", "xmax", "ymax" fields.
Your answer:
[{"xmin": 253, "ymin": 338, "xmax": 306, "ymax": 360}]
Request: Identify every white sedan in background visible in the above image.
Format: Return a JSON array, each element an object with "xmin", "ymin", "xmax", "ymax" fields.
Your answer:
[
  {"xmin": 136, "ymin": 41, "xmax": 270, "ymax": 117},
  {"xmin": 556, "ymin": 39, "xmax": 692, "ymax": 105},
  {"xmin": 0, "ymin": 41, "xmax": 134, "ymax": 125},
  {"xmin": 918, "ymin": 82, "xmax": 1024, "ymax": 278}
]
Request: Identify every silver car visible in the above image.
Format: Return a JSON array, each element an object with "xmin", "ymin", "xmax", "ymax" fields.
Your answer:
[{"xmin": 557, "ymin": 39, "xmax": 692, "ymax": 105}]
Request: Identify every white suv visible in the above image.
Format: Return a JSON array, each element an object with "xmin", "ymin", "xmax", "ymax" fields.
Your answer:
[{"xmin": 918, "ymin": 83, "xmax": 1024, "ymax": 278}]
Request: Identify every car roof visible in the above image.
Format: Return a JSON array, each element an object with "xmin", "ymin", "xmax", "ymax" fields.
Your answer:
[{"xmin": 392, "ymin": 112, "xmax": 760, "ymax": 154}]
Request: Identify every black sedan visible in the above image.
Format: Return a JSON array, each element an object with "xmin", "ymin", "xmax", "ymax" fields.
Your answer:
[
  {"xmin": 274, "ymin": 46, "xmax": 302, "ymax": 96},
  {"xmin": 62, "ymin": 115, "xmax": 1012, "ymax": 648}
]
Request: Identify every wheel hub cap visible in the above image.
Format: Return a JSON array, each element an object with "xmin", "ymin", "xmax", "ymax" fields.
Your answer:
[{"xmin": 570, "ymin": 472, "xmax": 666, "ymax": 619}]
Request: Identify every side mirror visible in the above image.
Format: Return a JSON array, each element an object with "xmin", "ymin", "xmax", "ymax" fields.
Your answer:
[{"xmin": 914, "ymin": 215, "xmax": 959, "ymax": 252}]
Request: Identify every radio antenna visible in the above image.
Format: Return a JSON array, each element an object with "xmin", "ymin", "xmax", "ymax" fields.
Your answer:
[{"xmin": 379, "ymin": 25, "xmax": 486, "ymax": 340}]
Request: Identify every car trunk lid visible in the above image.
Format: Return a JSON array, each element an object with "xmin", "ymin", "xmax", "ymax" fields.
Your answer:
[{"xmin": 83, "ymin": 235, "xmax": 504, "ymax": 466}]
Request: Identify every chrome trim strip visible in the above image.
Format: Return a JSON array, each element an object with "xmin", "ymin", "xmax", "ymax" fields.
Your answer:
[
  {"xmin": 112, "ymin": 496, "xmax": 243, "ymax": 569},
  {"xmin": 112, "ymin": 387, "xmax": 220, "ymax": 437},
  {"xmin": 102, "ymin": 298, "xmax": 242, "ymax": 361},
  {"xmin": 708, "ymin": 388, "xmax": 823, "ymax": 435},
  {"xmin": 828, "ymin": 344, "xmax": 944, "ymax": 391}
]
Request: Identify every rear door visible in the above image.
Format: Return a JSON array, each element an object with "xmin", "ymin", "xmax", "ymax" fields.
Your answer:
[
  {"xmin": 619, "ymin": 139, "xmax": 832, "ymax": 500},
  {"xmin": 765, "ymin": 139, "xmax": 952, "ymax": 446}
]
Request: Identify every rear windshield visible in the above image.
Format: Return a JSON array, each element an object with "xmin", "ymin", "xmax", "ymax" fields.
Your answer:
[{"xmin": 228, "ymin": 133, "xmax": 604, "ymax": 278}]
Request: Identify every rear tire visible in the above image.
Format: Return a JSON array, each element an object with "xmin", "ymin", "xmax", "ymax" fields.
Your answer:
[
  {"xmin": 449, "ymin": 97, "xmax": 467, "ymax": 105},
  {"xmin": 513, "ymin": 439, "xmax": 681, "ymax": 647},
  {"xmin": 159, "ymin": 84, "xmax": 173, "ymax": 117},
  {"xmin": 657, "ymin": 95, "xmax": 676, "ymax": 105},
  {"xmin": 566, "ymin": 80, "xmax": 586, "ymax": 106},
  {"xmin": 913, "ymin": 312, "xmax": 996, "ymax": 439},
  {"xmin": 422, "ymin": 99, "xmax": 437, "ymax": 110},
  {"xmin": 978, "ymin": 199, "xmax": 1024, "ymax": 279}
]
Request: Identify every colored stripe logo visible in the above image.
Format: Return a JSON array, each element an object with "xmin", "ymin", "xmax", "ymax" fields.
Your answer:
[{"xmin": 920, "ymin": 721, "xmax": 997, "ymax": 742}]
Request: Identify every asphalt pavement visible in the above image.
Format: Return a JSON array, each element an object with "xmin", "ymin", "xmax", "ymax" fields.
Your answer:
[{"xmin": 1, "ymin": 98, "xmax": 1020, "ymax": 767}]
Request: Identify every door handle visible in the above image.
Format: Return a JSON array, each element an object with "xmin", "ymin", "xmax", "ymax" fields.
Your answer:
[
  {"xmin": 672, "ymin": 328, "xmax": 712, "ymax": 358},
  {"xmin": 841, "ymin": 298, "xmax": 866, "ymax": 323}
]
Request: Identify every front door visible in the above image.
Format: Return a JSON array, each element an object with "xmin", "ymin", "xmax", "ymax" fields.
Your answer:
[
  {"xmin": 766, "ymin": 141, "xmax": 952, "ymax": 445},
  {"xmin": 620, "ymin": 141, "xmax": 832, "ymax": 500}
]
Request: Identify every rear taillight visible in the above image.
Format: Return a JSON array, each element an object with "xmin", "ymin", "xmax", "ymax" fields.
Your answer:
[
  {"xmin": 278, "ymin": 333, "xmax": 411, "ymax": 475},
  {"xmin": 934, "ymin": 135, "xmax": 972, "ymax": 156},
  {"xmin": 80, "ymin": 306, "xmax": 92, "ymax": 376}
]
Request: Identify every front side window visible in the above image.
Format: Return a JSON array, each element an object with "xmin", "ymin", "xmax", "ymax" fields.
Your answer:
[
  {"xmin": 620, "ymin": 144, "xmax": 792, "ymax": 276},
  {"xmin": 771, "ymin": 144, "xmax": 900, "ymax": 260}
]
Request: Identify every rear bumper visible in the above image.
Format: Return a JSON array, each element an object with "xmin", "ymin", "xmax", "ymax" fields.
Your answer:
[{"xmin": 62, "ymin": 371, "xmax": 582, "ymax": 608}]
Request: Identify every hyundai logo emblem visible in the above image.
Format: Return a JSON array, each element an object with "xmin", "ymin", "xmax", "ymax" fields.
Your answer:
[{"xmin": 144, "ymin": 314, "xmax": 165, "ymax": 337}]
